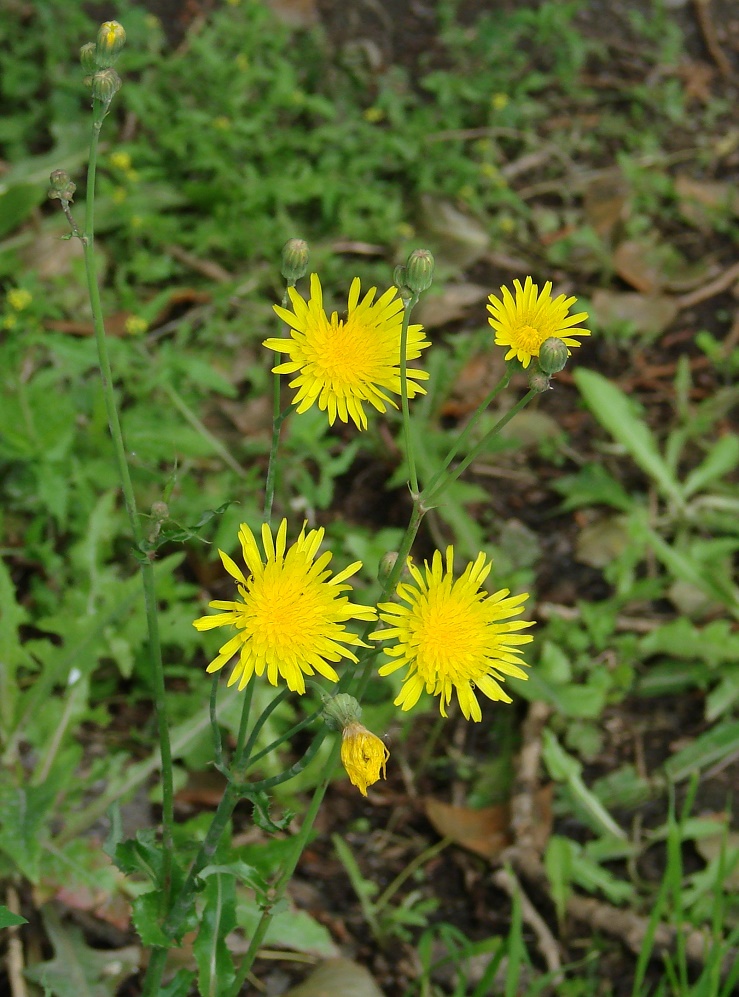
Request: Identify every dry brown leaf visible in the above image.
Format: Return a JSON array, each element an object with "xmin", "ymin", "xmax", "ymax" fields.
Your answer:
[
  {"xmin": 582, "ymin": 170, "xmax": 630, "ymax": 239},
  {"xmin": 591, "ymin": 289, "xmax": 679, "ymax": 338},
  {"xmin": 415, "ymin": 194, "xmax": 490, "ymax": 271},
  {"xmin": 282, "ymin": 958, "xmax": 385, "ymax": 997},
  {"xmin": 414, "ymin": 282, "xmax": 489, "ymax": 330},
  {"xmin": 675, "ymin": 175, "xmax": 739, "ymax": 230},
  {"xmin": 424, "ymin": 798, "xmax": 512, "ymax": 860}
]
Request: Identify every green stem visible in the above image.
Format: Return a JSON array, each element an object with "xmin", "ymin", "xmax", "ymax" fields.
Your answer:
[
  {"xmin": 264, "ymin": 283, "xmax": 294, "ymax": 520},
  {"xmin": 421, "ymin": 388, "xmax": 539, "ymax": 507},
  {"xmin": 82, "ymin": 99, "xmax": 174, "ymax": 898},
  {"xmin": 399, "ymin": 293, "xmax": 420, "ymax": 497},
  {"xmin": 227, "ymin": 740, "xmax": 341, "ymax": 997},
  {"xmin": 422, "ymin": 367, "xmax": 513, "ymax": 500}
]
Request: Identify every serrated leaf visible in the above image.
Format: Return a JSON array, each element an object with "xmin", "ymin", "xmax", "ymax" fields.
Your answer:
[
  {"xmin": 0, "ymin": 778, "xmax": 57, "ymax": 882},
  {"xmin": 25, "ymin": 906, "xmax": 138, "ymax": 997},
  {"xmin": 194, "ymin": 873, "xmax": 236, "ymax": 997},
  {"xmin": 247, "ymin": 790, "xmax": 295, "ymax": 833},
  {"xmin": 131, "ymin": 891, "xmax": 171, "ymax": 948}
]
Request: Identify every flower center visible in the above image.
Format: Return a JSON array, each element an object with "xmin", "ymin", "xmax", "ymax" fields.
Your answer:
[{"xmin": 513, "ymin": 324, "xmax": 544, "ymax": 353}]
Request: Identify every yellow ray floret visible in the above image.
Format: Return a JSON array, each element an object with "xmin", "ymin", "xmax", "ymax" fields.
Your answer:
[
  {"xmin": 340, "ymin": 721, "xmax": 390, "ymax": 796},
  {"xmin": 264, "ymin": 273, "xmax": 431, "ymax": 430},
  {"xmin": 193, "ymin": 519, "xmax": 377, "ymax": 694},
  {"xmin": 487, "ymin": 276, "xmax": 590, "ymax": 369},
  {"xmin": 371, "ymin": 546, "xmax": 534, "ymax": 722}
]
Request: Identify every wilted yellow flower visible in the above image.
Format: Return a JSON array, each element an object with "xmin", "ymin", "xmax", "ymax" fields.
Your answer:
[
  {"xmin": 487, "ymin": 276, "xmax": 590, "ymax": 369},
  {"xmin": 265, "ymin": 273, "xmax": 430, "ymax": 430},
  {"xmin": 371, "ymin": 546, "xmax": 534, "ymax": 722},
  {"xmin": 193, "ymin": 520, "xmax": 377, "ymax": 694},
  {"xmin": 341, "ymin": 722, "xmax": 389, "ymax": 796}
]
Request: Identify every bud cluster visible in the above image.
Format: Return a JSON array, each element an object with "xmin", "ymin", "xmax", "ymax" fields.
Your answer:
[
  {"xmin": 81, "ymin": 21, "xmax": 126, "ymax": 107},
  {"xmin": 394, "ymin": 248, "xmax": 435, "ymax": 297},
  {"xmin": 47, "ymin": 169, "xmax": 77, "ymax": 204}
]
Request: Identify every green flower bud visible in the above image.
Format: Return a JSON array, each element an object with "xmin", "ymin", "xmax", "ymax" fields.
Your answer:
[
  {"xmin": 538, "ymin": 337, "xmax": 569, "ymax": 374},
  {"xmin": 281, "ymin": 238, "xmax": 309, "ymax": 282},
  {"xmin": 80, "ymin": 42, "xmax": 97, "ymax": 74},
  {"xmin": 393, "ymin": 265, "xmax": 408, "ymax": 290},
  {"xmin": 322, "ymin": 693, "xmax": 362, "ymax": 732},
  {"xmin": 378, "ymin": 551, "xmax": 399, "ymax": 585},
  {"xmin": 95, "ymin": 21, "xmax": 126, "ymax": 68},
  {"xmin": 91, "ymin": 68, "xmax": 122, "ymax": 104},
  {"xmin": 405, "ymin": 248, "xmax": 435, "ymax": 293},
  {"xmin": 48, "ymin": 170, "xmax": 76, "ymax": 202},
  {"xmin": 528, "ymin": 367, "xmax": 551, "ymax": 393}
]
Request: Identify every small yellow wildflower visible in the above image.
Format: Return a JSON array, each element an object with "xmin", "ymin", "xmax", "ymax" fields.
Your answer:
[
  {"xmin": 236, "ymin": 54, "xmax": 249, "ymax": 72},
  {"xmin": 109, "ymin": 151, "xmax": 132, "ymax": 171},
  {"xmin": 213, "ymin": 116, "xmax": 231, "ymax": 131},
  {"xmin": 124, "ymin": 316, "xmax": 148, "ymax": 336},
  {"xmin": 363, "ymin": 107, "xmax": 385, "ymax": 123},
  {"xmin": 487, "ymin": 276, "xmax": 590, "ymax": 369},
  {"xmin": 7, "ymin": 289, "xmax": 32, "ymax": 311},
  {"xmin": 341, "ymin": 722, "xmax": 390, "ymax": 796},
  {"xmin": 2, "ymin": 314, "xmax": 17, "ymax": 330},
  {"xmin": 265, "ymin": 273, "xmax": 431, "ymax": 431},
  {"xmin": 491, "ymin": 93, "xmax": 509, "ymax": 111},
  {"xmin": 112, "ymin": 187, "xmax": 127, "ymax": 204},
  {"xmin": 371, "ymin": 546, "xmax": 534, "ymax": 722},
  {"xmin": 193, "ymin": 519, "xmax": 377, "ymax": 694}
]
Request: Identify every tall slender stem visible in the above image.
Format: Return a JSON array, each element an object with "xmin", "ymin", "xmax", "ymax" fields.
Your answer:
[
  {"xmin": 82, "ymin": 98, "xmax": 174, "ymax": 896},
  {"xmin": 399, "ymin": 293, "xmax": 420, "ymax": 497}
]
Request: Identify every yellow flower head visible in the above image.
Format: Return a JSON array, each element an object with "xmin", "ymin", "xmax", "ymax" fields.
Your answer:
[
  {"xmin": 371, "ymin": 547, "xmax": 534, "ymax": 722},
  {"xmin": 341, "ymin": 721, "xmax": 389, "ymax": 796},
  {"xmin": 487, "ymin": 276, "xmax": 590, "ymax": 369},
  {"xmin": 193, "ymin": 520, "xmax": 377, "ymax": 693},
  {"xmin": 7, "ymin": 289, "xmax": 32, "ymax": 311},
  {"xmin": 265, "ymin": 273, "xmax": 431, "ymax": 430}
]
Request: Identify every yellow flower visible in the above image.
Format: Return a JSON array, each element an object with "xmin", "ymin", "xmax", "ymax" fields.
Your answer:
[
  {"xmin": 193, "ymin": 520, "xmax": 377, "ymax": 694},
  {"xmin": 371, "ymin": 547, "xmax": 534, "ymax": 722},
  {"xmin": 109, "ymin": 151, "xmax": 132, "ymax": 171},
  {"xmin": 491, "ymin": 92, "xmax": 509, "ymax": 111},
  {"xmin": 363, "ymin": 106, "xmax": 385, "ymax": 123},
  {"xmin": 124, "ymin": 315, "xmax": 148, "ymax": 336},
  {"xmin": 341, "ymin": 722, "xmax": 389, "ymax": 796},
  {"xmin": 487, "ymin": 276, "xmax": 590, "ymax": 369},
  {"xmin": 7, "ymin": 289, "xmax": 32, "ymax": 311},
  {"xmin": 265, "ymin": 273, "xmax": 430, "ymax": 430}
]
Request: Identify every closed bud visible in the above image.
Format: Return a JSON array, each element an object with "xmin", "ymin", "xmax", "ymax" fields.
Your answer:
[
  {"xmin": 281, "ymin": 238, "xmax": 309, "ymax": 282},
  {"xmin": 95, "ymin": 21, "xmax": 126, "ymax": 68},
  {"xmin": 80, "ymin": 42, "xmax": 97, "ymax": 73},
  {"xmin": 528, "ymin": 367, "xmax": 551, "ymax": 393},
  {"xmin": 393, "ymin": 265, "xmax": 408, "ymax": 290},
  {"xmin": 405, "ymin": 248, "xmax": 435, "ymax": 293},
  {"xmin": 91, "ymin": 68, "xmax": 122, "ymax": 104},
  {"xmin": 48, "ymin": 170, "xmax": 76, "ymax": 202},
  {"xmin": 538, "ymin": 337, "xmax": 569, "ymax": 374},
  {"xmin": 151, "ymin": 500, "xmax": 169, "ymax": 521},
  {"xmin": 322, "ymin": 693, "xmax": 362, "ymax": 732}
]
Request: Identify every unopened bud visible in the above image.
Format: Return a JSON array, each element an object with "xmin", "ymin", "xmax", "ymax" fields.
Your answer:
[
  {"xmin": 281, "ymin": 239, "xmax": 309, "ymax": 282},
  {"xmin": 378, "ymin": 551, "xmax": 399, "ymax": 585},
  {"xmin": 393, "ymin": 265, "xmax": 408, "ymax": 290},
  {"xmin": 48, "ymin": 170, "xmax": 76, "ymax": 202},
  {"xmin": 528, "ymin": 368, "xmax": 551, "ymax": 393},
  {"xmin": 322, "ymin": 693, "xmax": 362, "ymax": 732},
  {"xmin": 95, "ymin": 21, "xmax": 126, "ymax": 68},
  {"xmin": 91, "ymin": 68, "xmax": 122, "ymax": 104},
  {"xmin": 80, "ymin": 42, "xmax": 97, "ymax": 74},
  {"xmin": 151, "ymin": 501, "xmax": 169, "ymax": 521},
  {"xmin": 405, "ymin": 248, "xmax": 435, "ymax": 293},
  {"xmin": 538, "ymin": 337, "xmax": 569, "ymax": 375}
]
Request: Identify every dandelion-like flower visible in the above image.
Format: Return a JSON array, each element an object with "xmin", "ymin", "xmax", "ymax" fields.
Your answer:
[
  {"xmin": 264, "ymin": 273, "xmax": 431, "ymax": 430},
  {"xmin": 371, "ymin": 547, "xmax": 534, "ymax": 722},
  {"xmin": 193, "ymin": 520, "xmax": 377, "ymax": 694},
  {"xmin": 341, "ymin": 722, "xmax": 390, "ymax": 796},
  {"xmin": 487, "ymin": 276, "xmax": 590, "ymax": 369}
]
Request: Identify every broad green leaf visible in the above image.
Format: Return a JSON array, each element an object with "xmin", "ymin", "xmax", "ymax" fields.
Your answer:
[
  {"xmin": 131, "ymin": 891, "xmax": 171, "ymax": 948},
  {"xmin": 0, "ymin": 905, "xmax": 27, "ymax": 927},
  {"xmin": 0, "ymin": 778, "xmax": 57, "ymax": 882},
  {"xmin": 194, "ymin": 873, "xmax": 236, "ymax": 997},
  {"xmin": 159, "ymin": 970, "xmax": 196, "ymax": 997},
  {"xmin": 544, "ymin": 836, "xmax": 573, "ymax": 924},
  {"xmin": 236, "ymin": 895, "xmax": 338, "ymax": 958},
  {"xmin": 574, "ymin": 368, "xmax": 684, "ymax": 509},
  {"xmin": 0, "ymin": 557, "xmax": 32, "ymax": 737}
]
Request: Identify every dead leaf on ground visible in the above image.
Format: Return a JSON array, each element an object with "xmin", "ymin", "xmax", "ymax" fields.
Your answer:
[
  {"xmin": 415, "ymin": 194, "xmax": 490, "ymax": 271},
  {"xmin": 591, "ymin": 289, "xmax": 679, "ymax": 339},
  {"xmin": 282, "ymin": 957, "xmax": 385, "ymax": 997},
  {"xmin": 414, "ymin": 282, "xmax": 489, "ymax": 330},
  {"xmin": 613, "ymin": 239, "xmax": 711, "ymax": 294},
  {"xmin": 424, "ymin": 798, "xmax": 512, "ymax": 859},
  {"xmin": 675, "ymin": 175, "xmax": 739, "ymax": 230},
  {"xmin": 582, "ymin": 169, "xmax": 630, "ymax": 239},
  {"xmin": 575, "ymin": 514, "xmax": 632, "ymax": 569}
]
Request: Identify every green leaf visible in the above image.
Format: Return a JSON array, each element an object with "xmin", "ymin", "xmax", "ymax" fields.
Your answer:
[
  {"xmin": 247, "ymin": 790, "xmax": 295, "ymax": 833},
  {"xmin": 131, "ymin": 891, "xmax": 171, "ymax": 948},
  {"xmin": 194, "ymin": 873, "xmax": 236, "ymax": 997},
  {"xmin": 0, "ymin": 778, "xmax": 58, "ymax": 882},
  {"xmin": 574, "ymin": 368, "xmax": 684, "ymax": 509},
  {"xmin": 0, "ymin": 905, "xmax": 27, "ymax": 927},
  {"xmin": 664, "ymin": 720, "xmax": 739, "ymax": 782},
  {"xmin": 683, "ymin": 434, "xmax": 739, "ymax": 498},
  {"xmin": 24, "ymin": 906, "xmax": 138, "ymax": 997},
  {"xmin": 159, "ymin": 970, "xmax": 196, "ymax": 997}
]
